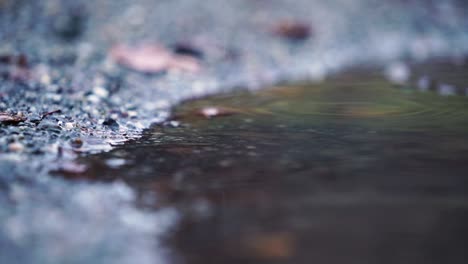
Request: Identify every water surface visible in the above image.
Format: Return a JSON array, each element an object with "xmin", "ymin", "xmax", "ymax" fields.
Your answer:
[{"xmin": 78, "ymin": 67, "xmax": 468, "ymax": 264}]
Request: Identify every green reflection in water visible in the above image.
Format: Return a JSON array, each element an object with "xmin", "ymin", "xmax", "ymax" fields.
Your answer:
[{"xmin": 177, "ymin": 76, "xmax": 468, "ymax": 132}]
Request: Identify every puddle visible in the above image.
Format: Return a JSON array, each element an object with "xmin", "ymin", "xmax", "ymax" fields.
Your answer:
[{"xmin": 75, "ymin": 66, "xmax": 468, "ymax": 264}]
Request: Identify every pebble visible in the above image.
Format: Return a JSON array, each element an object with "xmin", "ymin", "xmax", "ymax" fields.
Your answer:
[
  {"xmin": 102, "ymin": 118, "xmax": 119, "ymax": 129},
  {"xmin": 197, "ymin": 107, "xmax": 237, "ymax": 119},
  {"xmin": 167, "ymin": 120, "xmax": 180, "ymax": 127},
  {"xmin": 93, "ymin": 86, "xmax": 109, "ymax": 98},
  {"xmin": 37, "ymin": 120, "xmax": 62, "ymax": 131},
  {"xmin": 127, "ymin": 111, "xmax": 138, "ymax": 118},
  {"xmin": 64, "ymin": 122, "xmax": 75, "ymax": 130},
  {"xmin": 8, "ymin": 142, "xmax": 24, "ymax": 152},
  {"xmin": 417, "ymin": 76, "xmax": 430, "ymax": 91},
  {"xmin": 105, "ymin": 158, "xmax": 126, "ymax": 168},
  {"xmin": 70, "ymin": 138, "xmax": 84, "ymax": 148},
  {"xmin": 200, "ymin": 107, "xmax": 219, "ymax": 118},
  {"xmin": 86, "ymin": 94, "xmax": 101, "ymax": 104},
  {"xmin": 385, "ymin": 62, "xmax": 410, "ymax": 84},
  {"xmin": 438, "ymin": 84, "xmax": 456, "ymax": 96}
]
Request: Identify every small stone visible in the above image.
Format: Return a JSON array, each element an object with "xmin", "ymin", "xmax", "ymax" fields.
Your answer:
[
  {"xmin": 163, "ymin": 120, "xmax": 180, "ymax": 127},
  {"xmin": 70, "ymin": 138, "xmax": 84, "ymax": 148},
  {"xmin": 197, "ymin": 107, "xmax": 237, "ymax": 119},
  {"xmin": 200, "ymin": 107, "xmax": 219, "ymax": 118},
  {"xmin": 102, "ymin": 118, "xmax": 119, "ymax": 129},
  {"xmin": 219, "ymin": 159, "xmax": 234, "ymax": 167},
  {"xmin": 127, "ymin": 111, "xmax": 138, "ymax": 118},
  {"xmin": 105, "ymin": 158, "xmax": 126, "ymax": 168},
  {"xmin": 52, "ymin": 9, "xmax": 86, "ymax": 41},
  {"xmin": 93, "ymin": 86, "xmax": 109, "ymax": 98},
  {"xmin": 8, "ymin": 142, "xmax": 24, "ymax": 152},
  {"xmin": 86, "ymin": 94, "xmax": 101, "ymax": 103},
  {"xmin": 38, "ymin": 120, "xmax": 62, "ymax": 130},
  {"xmin": 64, "ymin": 122, "xmax": 75, "ymax": 130},
  {"xmin": 384, "ymin": 62, "xmax": 410, "ymax": 84},
  {"xmin": 417, "ymin": 76, "xmax": 431, "ymax": 91},
  {"xmin": 168, "ymin": 120, "xmax": 180, "ymax": 127},
  {"xmin": 438, "ymin": 84, "xmax": 456, "ymax": 96}
]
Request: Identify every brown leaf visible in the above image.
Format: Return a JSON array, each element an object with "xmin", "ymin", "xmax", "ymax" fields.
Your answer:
[
  {"xmin": 16, "ymin": 54, "xmax": 28, "ymax": 68},
  {"xmin": 244, "ymin": 232, "xmax": 295, "ymax": 259},
  {"xmin": 110, "ymin": 44, "xmax": 200, "ymax": 73},
  {"xmin": 0, "ymin": 112, "xmax": 26, "ymax": 125},
  {"xmin": 0, "ymin": 54, "xmax": 28, "ymax": 68},
  {"xmin": 41, "ymin": 109, "xmax": 62, "ymax": 120},
  {"xmin": 272, "ymin": 20, "xmax": 311, "ymax": 41}
]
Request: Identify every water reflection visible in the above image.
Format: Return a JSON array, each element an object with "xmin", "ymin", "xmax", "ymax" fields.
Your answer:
[{"xmin": 76, "ymin": 66, "xmax": 468, "ymax": 264}]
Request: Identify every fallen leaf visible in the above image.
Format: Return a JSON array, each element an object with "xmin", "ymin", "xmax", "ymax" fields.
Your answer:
[
  {"xmin": 244, "ymin": 232, "xmax": 295, "ymax": 259},
  {"xmin": 0, "ymin": 54, "xmax": 30, "ymax": 81},
  {"xmin": 111, "ymin": 44, "xmax": 200, "ymax": 73},
  {"xmin": 0, "ymin": 54, "xmax": 28, "ymax": 68},
  {"xmin": 0, "ymin": 112, "xmax": 26, "ymax": 125},
  {"xmin": 272, "ymin": 20, "xmax": 311, "ymax": 41},
  {"xmin": 41, "ymin": 109, "xmax": 62, "ymax": 120}
]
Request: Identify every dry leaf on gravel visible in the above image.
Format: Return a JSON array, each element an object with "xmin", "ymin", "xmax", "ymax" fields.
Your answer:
[
  {"xmin": 110, "ymin": 44, "xmax": 201, "ymax": 73},
  {"xmin": 0, "ymin": 112, "xmax": 26, "ymax": 125},
  {"xmin": 272, "ymin": 20, "xmax": 312, "ymax": 41}
]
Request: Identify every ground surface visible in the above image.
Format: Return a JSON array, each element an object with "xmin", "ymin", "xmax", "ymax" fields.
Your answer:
[
  {"xmin": 1, "ymin": 1, "xmax": 468, "ymax": 264},
  {"xmin": 80, "ymin": 69, "xmax": 468, "ymax": 264}
]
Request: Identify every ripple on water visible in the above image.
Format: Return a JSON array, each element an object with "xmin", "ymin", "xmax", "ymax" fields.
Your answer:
[{"xmin": 74, "ymin": 68, "xmax": 468, "ymax": 264}]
